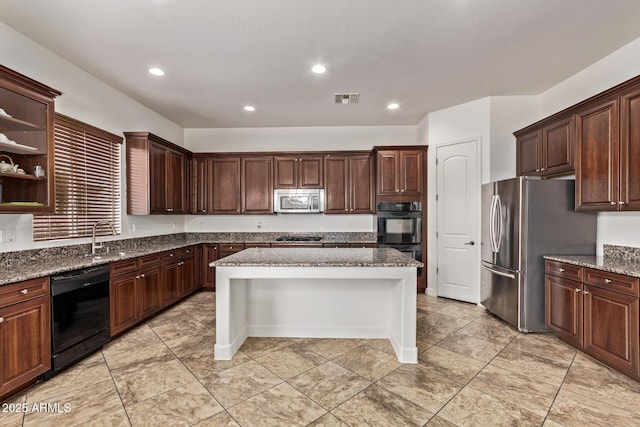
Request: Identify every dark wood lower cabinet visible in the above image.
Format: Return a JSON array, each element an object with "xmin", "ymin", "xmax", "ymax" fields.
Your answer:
[
  {"xmin": 584, "ymin": 285, "xmax": 639, "ymax": 377},
  {"xmin": 545, "ymin": 260, "xmax": 640, "ymax": 380},
  {"xmin": 110, "ymin": 245, "xmax": 201, "ymax": 337},
  {"xmin": 0, "ymin": 291, "xmax": 51, "ymax": 398},
  {"xmin": 203, "ymin": 244, "xmax": 219, "ymax": 290}
]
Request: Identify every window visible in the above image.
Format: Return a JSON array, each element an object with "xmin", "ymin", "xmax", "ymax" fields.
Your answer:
[{"xmin": 33, "ymin": 113, "xmax": 122, "ymax": 241}]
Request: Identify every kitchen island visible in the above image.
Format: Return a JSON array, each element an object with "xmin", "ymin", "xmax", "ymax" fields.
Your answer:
[{"xmin": 210, "ymin": 247, "xmax": 422, "ymax": 363}]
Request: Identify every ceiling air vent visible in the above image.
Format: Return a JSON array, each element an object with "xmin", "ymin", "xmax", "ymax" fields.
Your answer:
[{"xmin": 334, "ymin": 93, "xmax": 360, "ymax": 105}]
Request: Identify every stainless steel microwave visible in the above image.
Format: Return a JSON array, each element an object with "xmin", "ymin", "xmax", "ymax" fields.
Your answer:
[{"xmin": 274, "ymin": 189, "xmax": 325, "ymax": 213}]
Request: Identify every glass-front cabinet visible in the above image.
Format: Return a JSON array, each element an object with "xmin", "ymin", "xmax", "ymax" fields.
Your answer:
[{"xmin": 0, "ymin": 65, "xmax": 61, "ymax": 212}]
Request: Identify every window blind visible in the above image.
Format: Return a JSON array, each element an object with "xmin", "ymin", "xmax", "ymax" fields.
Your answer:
[{"xmin": 33, "ymin": 114, "xmax": 123, "ymax": 241}]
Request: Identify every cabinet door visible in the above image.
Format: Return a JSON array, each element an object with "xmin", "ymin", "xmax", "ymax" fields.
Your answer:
[
  {"xmin": 542, "ymin": 117, "xmax": 574, "ymax": 176},
  {"xmin": 208, "ymin": 157, "xmax": 241, "ymax": 214},
  {"xmin": 242, "ymin": 157, "xmax": 273, "ymax": 213},
  {"xmin": 203, "ymin": 244, "xmax": 218, "ymax": 290},
  {"xmin": 194, "ymin": 244, "xmax": 203, "ymax": 288},
  {"xmin": 298, "ymin": 156, "xmax": 323, "ymax": 188},
  {"xmin": 400, "ymin": 150, "xmax": 423, "ymax": 196},
  {"xmin": 191, "ymin": 158, "xmax": 207, "ymax": 214},
  {"xmin": 350, "ymin": 154, "xmax": 374, "ymax": 213},
  {"xmin": 167, "ymin": 149, "xmax": 187, "ymax": 213},
  {"xmin": 516, "ymin": 130, "xmax": 541, "ymax": 176},
  {"xmin": 575, "ymin": 97, "xmax": 620, "ymax": 211},
  {"xmin": 110, "ymin": 274, "xmax": 138, "ymax": 336},
  {"xmin": 181, "ymin": 255, "xmax": 196, "ymax": 296},
  {"xmin": 545, "ymin": 275, "xmax": 583, "ymax": 348},
  {"xmin": 274, "ymin": 157, "xmax": 297, "ymax": 189},
  {"xmin": 583, "ymin": 285, "xmax": 639, "ymax": 376},
  {"xmin": 324, "ymin": 156, "xmax": 349, "ymax": 214},
  {"xmin": 620, "ymin": 85, "xmax": 640, "ymax": 210},
  {"xmin": 0, "ymin": 296, "xmax": 51, "ymax": 395},
  {"xmin": 138, "ymin": 267, "xmax": 162, "ymax": 320},
  {"xmin": 149, "ymin": 142, "xmax": 168, "ymax": 213},
  {"xmin": 376, "ymin": 150, "xmax": 399, "ymax": 195},
  {"xmin": 162, "ymin": 261, "xmax": 181, "ymax": 306}
]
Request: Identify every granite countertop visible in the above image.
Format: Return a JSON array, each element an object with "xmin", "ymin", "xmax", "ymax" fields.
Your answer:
[
  {"xmin": 0, "ymin": 232, "xmax": 377, "ymax": 287},
  {"xmin": 544, "ymin": 255, "xmax": 640, "ymax": 278},
  {"xmin": 211, "ymin": 247, "xmax": 424, "ymax": 268},
  {"xmin": 544, "ymin": 245, "xmax": 640, "ymax": 279}
]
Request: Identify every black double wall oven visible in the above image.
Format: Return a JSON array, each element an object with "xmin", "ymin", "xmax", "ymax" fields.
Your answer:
[{"xmin": 377, "ymin": 201, "xmax": 423, "ymax": 278}]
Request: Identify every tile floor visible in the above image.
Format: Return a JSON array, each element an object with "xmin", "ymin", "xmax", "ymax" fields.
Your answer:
[{"xmin": 3, "ymin": 292, "xmax": 640, "ymax": 426}]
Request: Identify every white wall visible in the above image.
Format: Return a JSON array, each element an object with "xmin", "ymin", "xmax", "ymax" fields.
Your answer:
[
  {"xmin": 184, "ymin": 125, "xmax": 416, "ymax": 152},
  {"xmin": 538, "ymin": 37, "xmax": 640, "ymax": 254},
  {"xmin": 0, "ymin": 24, "xmax": 185, "ymax": 252},
  {"xmin": 489, "ymin": 96, "xmax": 538, "ymax": 181}
]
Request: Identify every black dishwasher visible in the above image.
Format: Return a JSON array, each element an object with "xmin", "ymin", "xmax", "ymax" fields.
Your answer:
[{"xmin": 46, "ymin": 264, "xmax": 110, "ymax": 379}]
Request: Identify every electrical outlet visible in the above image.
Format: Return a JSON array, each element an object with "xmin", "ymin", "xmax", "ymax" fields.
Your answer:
[{"xmin": 0, "ymin": 229, "xmax": 16, "ymax": 243}]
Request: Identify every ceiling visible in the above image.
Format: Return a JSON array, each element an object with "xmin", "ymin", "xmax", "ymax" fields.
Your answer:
[{"xmin": 2, "ymin": 0, "xmax": 640, "ymax": 128}]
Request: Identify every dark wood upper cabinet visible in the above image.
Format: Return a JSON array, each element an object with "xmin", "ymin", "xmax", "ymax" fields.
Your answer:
[
  {"xmin": 241, "ymin": 156, "xmax": 273, "ymax": 214},
  {"xmin": 207, "ymin": 157, "xmax": 241, "ymax": 214},
  {"xmin": 0, "ymin": 66, "xmax": 61, "ymax": 213},
  {"xmin": 376, "ymin": 149, "xmax": 424, "ymax": 197},
  {"xmin": 191, "ymin": 157, "xmax": 207, "ymax": 214},
  {"xmin": 324, "ymin": 153, "xmax": 374, "ymax": 214},
  {"xmin": 516, "ymin": 129, "xmax": 541, "ymax": 176},
  {"xmin": 515, "ymin": 116, "xmax": 574, "ymax": 177},
  {"xmin": 619, "ymin": 84, "xmax": 640, "ymax": 210},
  {"xmin": 125, "ymin": 132, "xmax": 190, "ymax": 215},
  {"xmin": 274, "ymin": 155, "xmax": 323, "ymax": 189},
  {"xmin": 575, "ymin": 96, "xmax": 620, "ymax": 211}
]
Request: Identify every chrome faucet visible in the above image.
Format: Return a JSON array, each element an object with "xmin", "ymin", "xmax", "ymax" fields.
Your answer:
[{"xmin": 91, "ymin": 220, "xmax": 117, "ymax": 255}]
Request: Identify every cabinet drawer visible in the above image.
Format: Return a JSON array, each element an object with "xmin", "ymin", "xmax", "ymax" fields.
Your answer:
[
  {"xmin": 111, "ymin": 259, "xmax": 139, "ymax": 277},
  {"xmin": 162, "ymin": 250, "xmax": 181, "ymax": 263},
  {"xmin": 545, "ymin": 260, "xmax": 583, "ymax": 282},
  {"xmin": 584, "ymin": 268, "xmax": 639, "ymax": 297},
  {"xmin": 139, "ymin": 254, "xmax": 161, "ymax": 268},
  {"xmin": 219, "ymin": 244, "xmax": 244, "ymax": 253},
  {"xmin": 0, "ymin": 277, "xmax": 50, "ymax": 307}
]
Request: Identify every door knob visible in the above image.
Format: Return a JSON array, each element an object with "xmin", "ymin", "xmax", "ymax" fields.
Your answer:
[{"xmin": 464, "ymin": 241, "xmax": 475, "ymax": 246}]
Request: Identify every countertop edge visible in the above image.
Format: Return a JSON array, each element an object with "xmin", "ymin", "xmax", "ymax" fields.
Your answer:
[{"xmin": 543, "ymin": 255, "xmax": 640, "ymax": 279}]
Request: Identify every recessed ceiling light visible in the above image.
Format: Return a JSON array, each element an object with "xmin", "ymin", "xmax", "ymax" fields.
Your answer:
[
  {"xmin": 387, "ymin": 103, "xmax": 400, "ymax": 110},
  {"xmin": 312, "ymin": 64, "xmax": 327, "ymax": 74},
  {"xmin": 244, "ymin": 105, "xmax": 256, "ymax": 112},
  {"xmin": 148, "ymin": 67, "xmax": 165, "ymax": 76}
]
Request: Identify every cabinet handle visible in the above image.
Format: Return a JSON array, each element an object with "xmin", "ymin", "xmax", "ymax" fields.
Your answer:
[
  {"xmin": 541, "ymin": 168, "xmax": 546, "ymax": 171},
  {"xmin": 169, "ymin": 253, "xmax": 174, "ymax": 257},
  {"xmin": 141, "ymin": 273, "xmax": 145, "ymax": 278},
  {"xmin": 396, "ymin": 189, "xmax": 400, "ymax": 193},
  {"xmin": 0, "ymin": 317, "xmax": 3, "ymax": 323},
  {"xmin": 178, "ymin": 261, "xmax": 185, "ymax": 266},
  {"xmin": 135, "ymin": 275, "xmax": 140, "ymax": 279},
  {"xmin": 167, "ymin": 208, "xmax": 174, "ymax": 212},
  {"xmin": 575, "ymin": 288, "xmax": 581, "ymax": 293},
  {"xmin": 20, "ymin": 289, "xmax": 28, "ymax": 295},
  {"xmin": 583, "ymin": 290, "xmax": 590, "ymax": 295},
  {"xmin": 536, "ymin": 169, "xmax": 541, "ymax": 172},
  {"xmin": 604, "ymin": 279, "xmax": 612, "ymax": 284},
  {"xmin": 202, "ymin": 209, "xmax": 206, "ymax": 213},
  {"xmin": 350, "ymin": 209, "xmax": 353, "ymax": 212},
  {"xmin": 619, "ymin": 201, "xmax": 625, "ymax": 205},
  {"xmin": 610, "ymin": 201, "xmax": 617, "ymax": 205},
  {"xmin": 559, "ymin": 268, "xmax": 565, "ymax": 272},
  {"xmin": 400, "ymin": 189, "xmax": 405, "ymax": 193}
]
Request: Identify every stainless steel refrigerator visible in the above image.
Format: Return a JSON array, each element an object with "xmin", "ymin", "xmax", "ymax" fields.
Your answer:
[{"xmin": 481, "ymin": 177, "xmax": 597, "ymax": 332}]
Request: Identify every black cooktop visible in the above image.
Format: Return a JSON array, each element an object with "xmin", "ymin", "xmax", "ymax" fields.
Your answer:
[{"xmin": 275, "ymin": 236, "xmax": 322, "ymax": 242}]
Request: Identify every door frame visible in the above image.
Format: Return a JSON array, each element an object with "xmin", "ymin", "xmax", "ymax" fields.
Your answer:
[{"xmin": 428, "ymin": 137, "xmax": 482, "ymax": 302}]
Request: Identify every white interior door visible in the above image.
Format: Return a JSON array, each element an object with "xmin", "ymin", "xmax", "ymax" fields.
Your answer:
[{"xmin": 436, "ymin": 139, "xmax": 479, "ymax": 303}]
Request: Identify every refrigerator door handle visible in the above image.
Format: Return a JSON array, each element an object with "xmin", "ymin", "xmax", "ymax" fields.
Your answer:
[
  {"xmin": 494, "ymin": 194, "xmax": 503, "ymax": 253},
  {"xmin": 482, "ymin": 263, "xmax": 516, "ymax": 279},
  {"xmin": 489, "ymin": 195, "xmax": 497, "ymax": 253}
]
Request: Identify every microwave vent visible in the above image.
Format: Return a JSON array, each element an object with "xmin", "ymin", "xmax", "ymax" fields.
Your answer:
[{"xmin": 334, "ymin": 93, "xmax": 359, "ymax": 104}]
